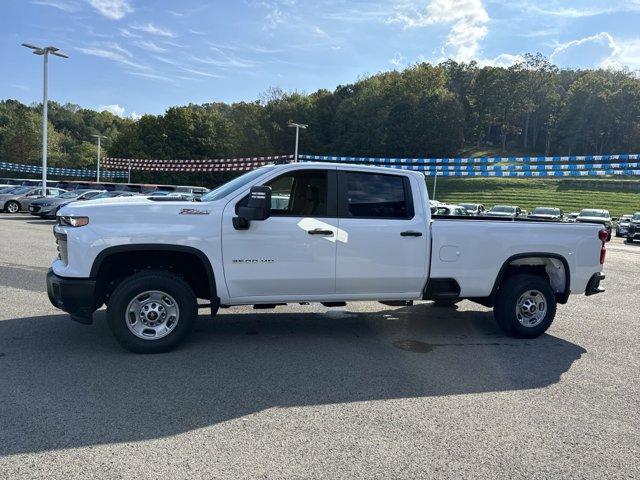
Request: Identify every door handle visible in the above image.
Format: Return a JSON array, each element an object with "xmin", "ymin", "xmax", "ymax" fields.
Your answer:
[
  {"xmin": 400, "ymin": 231, "xmax": 423, "ymax": 237},
  {"xmin": 307, "ymin": 228, "xmax": 334, "ymax": 236}
]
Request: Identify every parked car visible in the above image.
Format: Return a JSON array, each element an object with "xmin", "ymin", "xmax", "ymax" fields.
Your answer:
[
  {"xmin": 0, "ymin": 186, "xmax": 66, "ymax": 213},
  {"xmin": 626, "ymin": 212, "xmax": 640, "ymax": 243},
  {"xmin": 576, "ymin": 209, "xmax": 612, "ymax": 241},
  {"xmin": 434, "ymin": 204, "xmax": 470, "ymax": 216},
  {"xmin": 484, "ymin": 205, "xmax": 523, "ymax": 218},
  {"xmin": 616, "ymin": 215, "xmax": 633, "ymax": 237},
  {"xmin": 459, "ymin": 203, "xmax": 485, "ymax": 215},
  {"xmin": 29, "ymin": 189, "xmax": 104, "ymax": 219},
  {"xmin": 528, "ymin": 207, "xmax": 564, "ymax": 221},
  {"xmin": 566, "ymin": 212, "xmax": 579, "ymax": 223},
  {"xmin": 0, "ymin": 186, "xmax": 20, "ymax": 195},
  {"xmin": 47, "ymin": 162, "xmax": 606, "ymax": 353}
]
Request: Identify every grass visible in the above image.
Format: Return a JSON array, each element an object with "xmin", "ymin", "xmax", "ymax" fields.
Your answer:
[{"xmin": 430, "ymin": 177, "xmax": 640, "ymax": 218}]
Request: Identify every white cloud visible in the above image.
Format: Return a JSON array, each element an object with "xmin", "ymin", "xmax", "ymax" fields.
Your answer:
[
  {"xmin": 134, "ymin": 40, "xmax": 166, "ymax": 53},
  {"xmin": 190, "ymin": 53, "xmax": 259, "ymax": 69},
  {"xmin": 389, "ymin": 0, "xmax": 490, "ymax": 61},
  {"xmin": 389, "ymin": 52, "xmax": 405, "ymax": 69},
  {"xmin": 99, "ymin": 104, "xmax": 142, "ymax": 119},
  {"xmin": 481, "ymin": 53, "xmax": 525, "ymax": 67},
  {"xmin": 179, "ymin": 67, "xmax": 223, "ymax": 78},
  {"xmin": 119, "ymin": 27, "xmax": 140, "ymax": 38},
  {"xmin": 76, "ymin": 42, "xmax": 147, "ymax": 70},
  {"xmin": 99, "ymin": 104, "xmax": 125, "ymax": 116},
  {"xmin": 549, "ymin": 32, "xmax": 640, "ymax": 70},
  {"xmin": 32, "ymin": 0, "xmax": 80, "ymax": 12},
  {"xmin": 131, "ymin": 23, "xmax": 176, "ymax": 37},
  {"xmin": 550, "ymin": 32, "xmax": 616, "ymax": 68},
  {"xmin": 87, "ymin": 0, "xmax": 132, "ymax": 20}
]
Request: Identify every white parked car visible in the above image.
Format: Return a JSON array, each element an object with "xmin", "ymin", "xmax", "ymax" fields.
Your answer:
[{"xmin": 47, "ymin": 162, "xmax": 607, "ymax": 353}]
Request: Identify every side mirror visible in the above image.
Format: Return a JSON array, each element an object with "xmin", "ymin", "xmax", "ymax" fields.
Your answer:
[{"xmin": 233, "ymin": 185, "xmax": 271, "ymax": 230}]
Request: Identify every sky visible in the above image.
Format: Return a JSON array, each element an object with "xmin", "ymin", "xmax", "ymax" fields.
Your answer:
[{"xmin": 2, "ymin": 0, "xmax": 640, "ymax": 118}]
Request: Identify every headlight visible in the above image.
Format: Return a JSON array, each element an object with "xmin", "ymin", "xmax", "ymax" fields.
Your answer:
[{"xmin": 58, "ymin": 215, "xmax": 89, "ymax": 227}]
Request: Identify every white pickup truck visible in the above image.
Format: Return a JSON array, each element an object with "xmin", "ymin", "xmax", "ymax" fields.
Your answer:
[{"xmin": 47, "ymin": 162, "xmax": 607, "ymax": 353}]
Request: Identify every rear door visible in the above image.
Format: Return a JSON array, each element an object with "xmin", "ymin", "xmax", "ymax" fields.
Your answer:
[
  {"xmin": 222, "ymin": 167, "xmax": 338, "ymax": 300},
  {"xmin": 335, "ymin": 170, "xmax": 429, "ymax": 297}
]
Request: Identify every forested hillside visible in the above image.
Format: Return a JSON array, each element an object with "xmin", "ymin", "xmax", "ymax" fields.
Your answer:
[{"xmin": 2, "ymin": 54, "xmax": 640, "ymax": 175}]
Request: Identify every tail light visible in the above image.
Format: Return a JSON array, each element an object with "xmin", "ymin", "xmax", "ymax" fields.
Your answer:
[{"xmin": 598, "ymin": 229, "xmax": 607, "ymax": 264}]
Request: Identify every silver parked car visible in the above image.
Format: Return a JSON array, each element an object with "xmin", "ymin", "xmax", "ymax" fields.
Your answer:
[
  {"xmin": 29, "ymin": 189, "xmax": 104, "ymax": 218},
  {"xmin": 0, "ymin": 186, "xmax": 66, "ymax": 213}
]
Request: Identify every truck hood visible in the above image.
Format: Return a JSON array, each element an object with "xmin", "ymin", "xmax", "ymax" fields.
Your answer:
[{"xmin": 58, "ymin": 195, "xmax": 219, "ymax": 221}]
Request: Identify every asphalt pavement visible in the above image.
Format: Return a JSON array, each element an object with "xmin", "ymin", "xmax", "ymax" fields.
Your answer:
[{"xmin": 0, "ymin": 213, "xmax": 638, "ymax": 479}]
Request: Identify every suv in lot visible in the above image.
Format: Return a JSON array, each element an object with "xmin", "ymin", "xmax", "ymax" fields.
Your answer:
[
  {"xmin": 459, "ymin": 203, "xmax": 485, "ymax": 215},
  {"xmin": 47, "ymin": 162, "xmax": 608, "ymax": 353},
  {"xmin": 626, "ymin": 212, "xmax": 640, "ymax": 243},
  {"xmin": 616, "ymin": 215, "xmax": 633, "ymax": 237},
  {"xmin": 576, "ymin": 209, "xmax": 612, "ymax": 241},
  {"xmin": 484, "ymin": 205, "xmax": 523, "ymax": 218},
  {"xmin": 528, "ymin": 207, "xmax": 564, "ymax": 221}
]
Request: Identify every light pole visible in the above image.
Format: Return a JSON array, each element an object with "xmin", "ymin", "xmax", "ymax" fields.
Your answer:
[
  {"xmin": 287, "ymin": 122, "xmax": 307, "ymax": 162},
  {"xmin": 22, "ymin": 43, "xmax": 68, "ymax": 192},
  {"xmin": 91, "ymin": 134, "xmax": 107, "ymax": 182}
]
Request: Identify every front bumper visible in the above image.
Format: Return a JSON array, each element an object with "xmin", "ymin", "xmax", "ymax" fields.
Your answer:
[
  {"xmin": 46, "ymin": 269, "xmax": 97, "ymax": 324},
  {"xmin": 29, "ymin": 204, "xmax": 55, "ymax": 216},
  {"xmin": 585, "ymin": 272, "xmax": 605, "ymax": 296}
]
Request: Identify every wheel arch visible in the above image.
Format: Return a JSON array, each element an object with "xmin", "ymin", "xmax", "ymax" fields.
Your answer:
[
  {"xmin": 490, "ymin": 252, "xmax": 571, "ymax": 305},
  {"xmin": 91, "ymin": 244, "xmax": 218, "ymax": 306}
]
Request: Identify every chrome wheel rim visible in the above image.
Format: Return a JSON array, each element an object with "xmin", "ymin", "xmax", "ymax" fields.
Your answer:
[
  {"xmin": 7, "ymin": 202, "xmax": 19, "ymax": 213},
  {"xmin": 126, "ymin": 290, "xmax": 180, "ymax": 340},
  {"xmin": 515, "ymin": 289, "xmax": 546, "ymax": 327}
]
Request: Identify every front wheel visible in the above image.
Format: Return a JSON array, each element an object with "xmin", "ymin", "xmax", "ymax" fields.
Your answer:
[
  {"xmin": 5, "ymin": 200, "xmax": 20, "ymax": 214},
  {"xmin": 107, "ymin": 270, "xmax": 198, "ymax": 353},
  {"xmin": 493, "ymin": 274, "xmax": 557, "ymax": 338}
]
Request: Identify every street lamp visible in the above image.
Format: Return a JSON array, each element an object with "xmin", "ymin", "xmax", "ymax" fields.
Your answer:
[
  {"xmin": 22, "ymin": 43, "xmax": 68, "ymax": 192},
  {"xmin": 91, "ymin": 134, "xmax": 107, "ymax": 182},
  {"xmin": 287, "ymin": 122, "xmax": 307, "ymax": 162}
]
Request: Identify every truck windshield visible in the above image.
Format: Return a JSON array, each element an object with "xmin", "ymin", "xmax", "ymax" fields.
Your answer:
[
  {"xmin": 200, "ymin": 165, "xmax": 276, "ymax": 202},
  {"xmin": 634, "ymin": 213, "xmax": 640, "ymax": 220}
]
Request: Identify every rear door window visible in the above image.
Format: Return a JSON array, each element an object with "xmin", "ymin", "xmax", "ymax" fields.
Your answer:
[{"xmin": 340, "ymin": 172, "xmax": 413, "ymax": 219}]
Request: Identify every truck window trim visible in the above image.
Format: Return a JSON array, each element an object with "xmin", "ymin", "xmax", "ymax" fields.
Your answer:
[{"xmin": 336, "ymin": 170, "xmax": 415, "ymax": 220}]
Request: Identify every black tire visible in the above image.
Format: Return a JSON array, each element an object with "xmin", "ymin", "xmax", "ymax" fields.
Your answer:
[
  {"xmin": 432, "ymin": 298, "xmax": 461, "ymax": 308},
  {"xmin": 606, "ymin": 232, "xmax": 611, "ymax": 242},
  {"xmin": 493, "ymin": 274, "xmax": 557, "ymax": 338},
  {"xmin": 5, "ymin": 200, "xmax": 20, "ymax": 214},
  {"xmin": 107, "ymin": 270, "xmax": 197, "ymax": 353}
]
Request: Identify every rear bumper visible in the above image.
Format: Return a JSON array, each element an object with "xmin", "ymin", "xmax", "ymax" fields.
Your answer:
[
  {"xmin": 585, "ymin": 272, "xmax": 605, "ymax": 296},
  {"xmin": 46, "ymin": 269, "xmax": 97, "ymax": 324}
]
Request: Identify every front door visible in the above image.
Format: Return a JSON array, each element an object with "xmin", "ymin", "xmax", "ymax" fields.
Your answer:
[{"xmin": 221, "ymin": 167, "xmax": 338, "ymax": 301}]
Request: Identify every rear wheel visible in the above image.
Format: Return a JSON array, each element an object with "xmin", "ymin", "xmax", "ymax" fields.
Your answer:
[
  {"xmin": 107, "ymin": 270, "xmax": 198, "ymax": 353},
  {"xmin": 5, "ymin": 201, "xmax": 20, "ymax": 214},
  {"xmin": 494, "ymin": 274, "xmax": 557, "ymax": 338}
]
